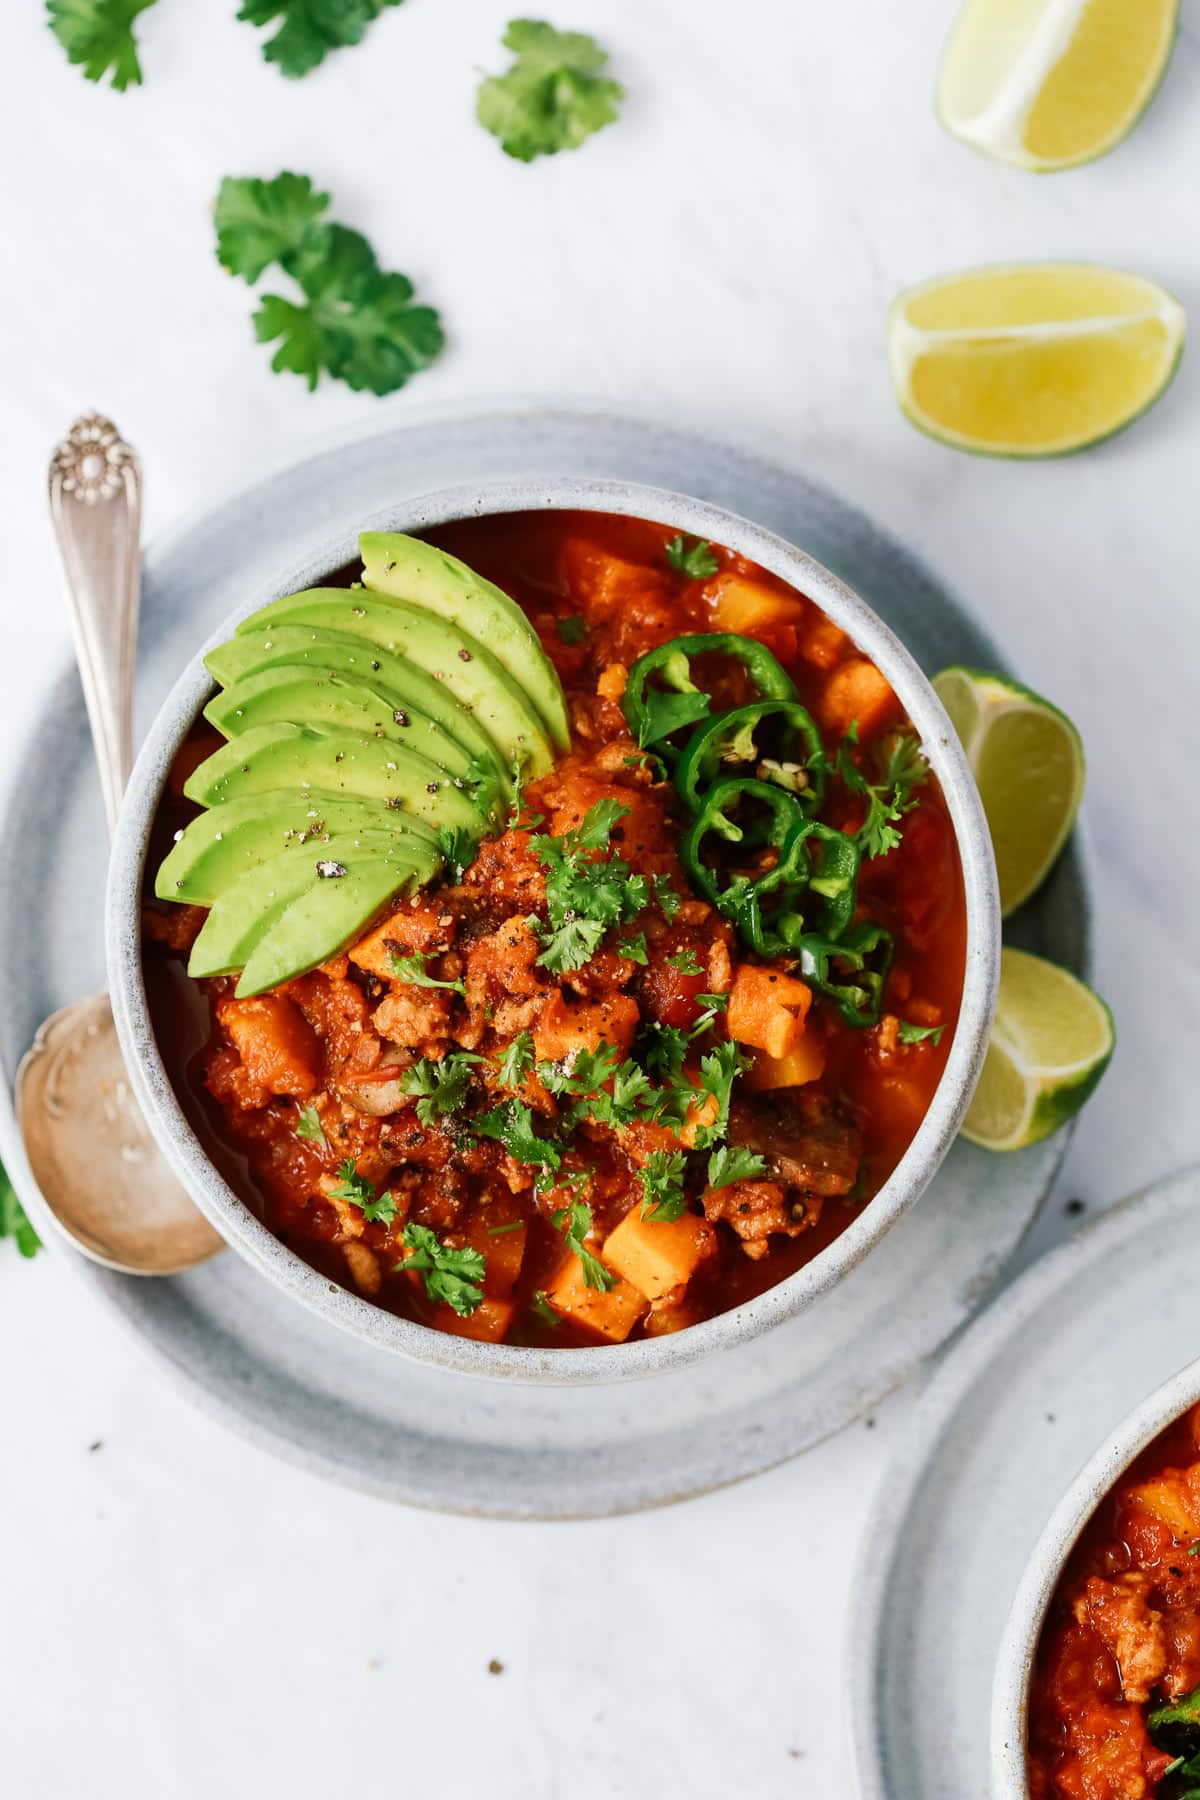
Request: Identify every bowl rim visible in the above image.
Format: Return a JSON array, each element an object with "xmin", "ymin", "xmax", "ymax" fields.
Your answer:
[
  {"xmin": 106, "ymin": 474, "xmax": 1000, "ymax": 1386},
  {"xmin": 991, "ymin": 1355, "xmax": 1200, "ymax": 1797}
]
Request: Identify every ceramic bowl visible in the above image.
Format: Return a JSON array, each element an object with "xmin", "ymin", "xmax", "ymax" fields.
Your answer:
[
  {"xmin": 992, "ymin": 1357, "xmax": 1200, "ymax": 1796},
  {"xmin": 107, "ymin": 476, "xmax": 1000, "ymax": 1384}
]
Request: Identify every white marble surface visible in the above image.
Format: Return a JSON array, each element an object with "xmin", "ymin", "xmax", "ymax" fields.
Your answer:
[{"xmin": 2, "ymin": 1, "xmax": 1199, "ymax": 1794}]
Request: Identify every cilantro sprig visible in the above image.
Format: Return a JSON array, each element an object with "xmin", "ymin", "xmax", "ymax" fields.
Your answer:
[
  {"xmin": 48, "ymin": 0, "xmax": 157, "ymax": 90},
  {"xmin": 838, "ymin": 726, "xmax": 928, "ymax": 860},
  {"xmin": 215, "ymin": 173, "xmax": 444, "ymax": 395},
  {"xmin": 477, "ymin": 20, "xmax": 623, "ymax": 162},
  {"xmin": 388, "ymin": 949, "xmax": 465, "ymax": 996},
  {"xmin": 897, "ymin": 1021, "xmax": 945, "ymax": 1047},
  {"xmin": 706, "ymin": 1145, "xmax": 767, "ymax": 1189},
  {"xmin": 237, "ymin": 0, "xmax": 406, "ymax": 79},
  {"xmin": 294, "ymin": 1104, "xmax": 327, "ymax": 1149},
  {"xmin": 552, "ymin": 1200, "xmax": 617, "ymax": 1291},
  {"xmin": 398, "ymin": 1223, "xmax": 485, "ymax": 1316},
  {"xmin": 638, "ymin": 1150, "xmax": 688, "ymax": 1223},
  {"xmin": 529, "ymin": 799, "xmax": 651, "ymax": 974},
  {"xmin": 398, "ymin": 1054, "xmax": 483, "ymax": 1125},
  {"xmin": 664, "ymin": 535, "xmax": 719, "ymax": 581},
  {"xmin": 329, "ymin": 1159, "xmax": 398, "ymax": 1226}
]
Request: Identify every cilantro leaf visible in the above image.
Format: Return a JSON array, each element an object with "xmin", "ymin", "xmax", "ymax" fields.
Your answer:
[
  {"xmin": 639, "ymin": 1022, "xmax": 689, "ymax": 1084},
  {"xmin": 434, "ymin": 824, "xmax": 479, "ymax": 882},
  {"xmin": 398, "ymin": 1054, "xmax": 482, "ymax": 1125},
  {"xmin": 0, "ymin": 1164, "xmax": 41, "ymax": 1259},
  {"xmin": 294, "ymin": 1104, "xmax": 327, "ymax": 1148},
  {"xmin": 664, "ymin": 535, "xmax": 719, "ymax": 580},
  {"xmin": 215, "ymin": 173, "xmax": 330, "ymax": 284},
  {"xmin": 473, "ymin": 1101, "xmax": 562, "ymax": 1176},
  {"xmin": 496, "ymin": 1031, "xmax": 535, "ymax": 1091},
  {"xmin": 838, "ymin": 727, "xmax": 928, "ymax": 860},
  {"xmin": 692, "ymin": 1041, "xmax": 751, "ymax": 1148},
  {"xmin": 48, "ymin": 0, "xmax": 157, "ymax": 91},
  {"xmin": 556, "ymin": 615, "xmax": 588, "ymax": 646},
  {"xmin": 531, "ymin": 1288, "xmax": 560, "ymax": 1327},
  {"xmin": 667, "ymin": 948, "xmax": 704, "ymax": 976},
  {"xmin": 477, "ymin": 20, "xmax": 623, "ymax": 163},
  {"xmin": 388, "ymin": 949, "xmax": 465, "ymax": 996},
  {"xmin": 653, "ymin": 873, "xmax": 682, "ymax": 921},
  {"xmin": 551, "ymin": 1200, "xmax": 617, "ymax": 1292},
  {"xmin": 638, "ymin": 1150, "xmax": 689, "ymax": 1223},
  {"xmin": 690, "ymin": 992, "xmax": 729, "ymax": 1038},
  {"xmin": 254, "ymin": 223, "xmax": 444, "ymax": 396},
  {"xmin": 329, "ymin": 1158, "xmax": 398, "ymax": 1225},
  {"xmin": 238, "ymin": 0, "xmax": 406, "ymax": 80},
  {"xmin": 706, "ymin": 1145, "xmax": 767, "ymax": 1189},
  {"xmin": 530, "ymin": 800, "xmax": 650, "ymax": 973},
  {"xmin": 635, "ymin": 687, "xmax": 711, "ymax": 749},
  {"xmin": 620, "ymin": 932, "xmax": 649, "ymax": 966},
  {"xmin": 398, "ymin": 1223, "xmax": 485, "ymax": 1317},
  {"xmin": 897, "ymin": 1020, "xmax": 945, "ymax": 1046}
]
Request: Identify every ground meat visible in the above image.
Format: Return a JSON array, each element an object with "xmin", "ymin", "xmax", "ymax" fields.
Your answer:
[{"xmin": 728, "ymin": 1090, "xmax": 862, "ymax": 1198}]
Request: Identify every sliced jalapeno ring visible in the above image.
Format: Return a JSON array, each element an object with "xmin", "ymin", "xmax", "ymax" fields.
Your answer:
[
  {"xmin": 622, "ymin": 633, "xmax": 796, "ymax": 762},
  {"xmin": 798, "ymin": 923, "xmax": 894, "ymax": 1028},
  {"xmin": 675, "ymin": 700, "xmax": 828, "ymax": 816}
]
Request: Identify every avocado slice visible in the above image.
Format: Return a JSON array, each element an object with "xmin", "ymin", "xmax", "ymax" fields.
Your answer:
[
  {"xmin": 359, "ymin": 532, "xmax": 570, "ymax": 754},
  {"xmin": 235, "ymin": 834, "xmax": 442, "ymax": 996},
  {"xmin": 204, "ymin": 625, "xmax": 512, "ymax": 797},
  {"xmin": 155, "ymin": 790, "xmax": 440, "ymax": 907},
  {"xmin": 237, "ymin": 589, "xmax": 552, "ymax": 778},
  {"xmin": 188, "ymin": 831, "xmax": 436, "ymax": 989},
  {"xmin": 183, "ymin": 724, "xmax": 487, "ymax": 834},
  {"xmin": 203, "ymin": 667, "xmax": 493, "ymax": 801}
]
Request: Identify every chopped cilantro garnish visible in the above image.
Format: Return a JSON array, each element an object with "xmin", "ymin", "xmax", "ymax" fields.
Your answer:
[
  {"xmin": 388, "ymin": 949, "xmax": 465, "ymax": 996},
  {"xmin": 329, "ymin": 1159, "xmax": 398, "ymax": 1225},
  {"xmin": 0, "ymin": 1164, "xmax": 41, "ymax": 1259},
  {"xmin": 556, "ymin": 615, "xmax": 588, "ymax": 646},
  {"xmin": 477, "ymin": 20, "xmax": 623, "ymax": 163},
  {"xmin": 706, "ymin": 1145, "xmax": 768, "ymax": 1189},
  {"xmin": 294, "ymin": 1104, "xmax": 326, "ymax": 1148},
  {"xmin": 667, "ymin": 948, "xmax": 704, "ymax": 976},
  {"xmin": 838, "ymin": 725, "xmax": 928, "ymax": 860},
  {"xmin": 664, "ymin": 535, "xmax": 719, "ymax": 580},
  {"xmin": 897, "ymin": 1021, "xmax": 945, "ymax": 1046},
  {"xmin": 496, "ymin": 1031, "xmax": 535, "ymax": 1091},
  {"xmin": 552, "ymin": 1200, "xmax": 617, "ymax": 1292},
  {"xmin": 398, "ymin": 1223, "xmax": 485, "ymax": 1316},
  {"xmin": 398, "ymin": 1054, "xmax": 482, "ymax": 1125},
  {"xmin": 435, "ymin": 824, "xmax": 480, "ymax": 881},
  {"xmin": 530, "ymin": 800, "xmax": 651, "ymax": 974},
  {"xmin": 487, "ymin": 1220, "xmax": 525, "ymax": 1237},
  {"xmin": 215, "ymin": 171, "xmax": 330, "ymax": 283},
  {"xmin": 474, "ymin": 1100, "xmax": 562, "ymax": 1176},
  {"xmin": 638, "ymin": 1150, "xmax": 689, "ymax": 1223},
  {"xmin": 635, "ymin": 686, "xmax": 711, "ymax": 749},
  {"xmin": 620, "ymin": 932, "xmax": 649, "ymax": 966},
  {"xmin": 653, "ymin": 873, "xmax": 682, "ymax": 921},
  {"xmin": 692, "ymin": 1041, "xmax": 751, "ymax": 1149},
  {"xmin": 531, "ymin": 1288, "xmax": 560, "ymax": 1328},
  {"xmin": 48, "ymin": 0, "xmax": 157, "ymax": 90},
  {"xmin": 238, "ymin": 0, "xmax": 407, "ymax": 80}
]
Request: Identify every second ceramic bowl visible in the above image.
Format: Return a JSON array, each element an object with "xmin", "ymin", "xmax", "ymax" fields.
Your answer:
[{"xmin": 107, "ymin": 476, "xmax": 1000, "ymax": 1385}]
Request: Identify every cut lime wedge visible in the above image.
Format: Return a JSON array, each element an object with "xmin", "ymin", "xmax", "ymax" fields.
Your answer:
[
  {"xmin": 934, "ymin": 666, "xmax": 1084, "ymax": 916},
  {"xmin": 937, "ymin": 0, "xmax": 1180, "ymax": 174},
  {"xmin": 962, "ymin": 948, "xmax": 1114, "ymax": 1151},
  {"xmin": 889, "ymin": 263, "xmax": 1185, "ymax": 457}
]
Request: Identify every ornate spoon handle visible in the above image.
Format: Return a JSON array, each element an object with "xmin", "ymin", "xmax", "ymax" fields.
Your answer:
[{"xmin": 48, "ymin": 413, "xmax": 142, "ymax": 839}]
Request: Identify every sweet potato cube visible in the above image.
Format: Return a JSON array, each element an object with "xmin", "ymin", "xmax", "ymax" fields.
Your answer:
[
  {"xmin": 707, "ymin": 573, "xmax": 806, "ymax": 633},
  {"xmin": 348, "ymin": 904, "xmax": 449, "ymax": 981},
  {"xmin": 561, "ymin": 539, "xmax": 671, "ymax": 616},
  {"xmin": 800, "ymin": 619, "xmax": 851, "ymax": 671},
  {"xmin": 430, "ymin": 1298, "xmax": 515, "ymax": 1343},
  {"xmin": 603, "ymin": 1208, "xmax": 715, "ymax": 1303},
  {"xmin": 545, "ymin": 1255, "xmax": 647, "ymax": 1343},
  {"xmin": 1122, "ymin": 1475, "xmax": 1200, "ymax": 1540},
  {"xmin": 217, "ymin": 994, "xmax": 320, "ymax": 1098},
  {"xmin": 727, "ymin": 965, "xmax": 812, "ymax": 1061},
  {"xmin": 533, "ymin": 992, "xmax": 639, "ymax": 1064},
  {"xmin": 744, "ymin": 1032, "xmax": 827, "ymax": 1090},
  {"xmin": 821, "ymin": 658, "xmax": 900, "ymax": 739}
]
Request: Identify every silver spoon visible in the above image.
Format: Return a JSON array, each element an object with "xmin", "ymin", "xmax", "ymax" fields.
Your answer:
[{"xmin": 14, "ymin": 412, "xmax": 223, "ymax": 1275}]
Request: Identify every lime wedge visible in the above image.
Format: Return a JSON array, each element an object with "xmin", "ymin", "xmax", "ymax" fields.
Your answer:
[
  {"xmin": 889, "ymin": 263, "xmax": 1185, "ymax": 457},
  {"xmin": 962, "ymin": 948, "xmax": 1113, "ymax": 1151},
  {"xmin": 934, "ymin": 666, "xmax": 1084, "ymax": 916},
  {"xmin": 937, "ymin": 0, "xmax": 1179, "ymax": 173}
]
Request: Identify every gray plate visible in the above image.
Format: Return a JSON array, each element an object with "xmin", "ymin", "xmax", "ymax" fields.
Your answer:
[
  {"xmin": 0, "ymin": 404, "xmax": 1089, "ymax": 1519},
  {"xmin": 850, "ymin": 1165, "xmax": 1200, "ymax": 1800}
]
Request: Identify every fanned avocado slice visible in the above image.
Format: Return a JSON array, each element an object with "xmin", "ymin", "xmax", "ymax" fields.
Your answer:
[
  {"xmin": 236, "ymin": 835, "xmax": 443, "ymax": 997},
  {"xmin": 360, "ymin": 532, "xmax": 571, "ymax": 753},
  {"xmin": 237, "ymin": 589, "xmax": 553, "ymax": 778},
  {"xmin": 183, "ymin": 724, "xmax": 487, "ymax": 834},
  {"xmin": 189, "ymin": 831, "xmax": 436, "ymax": 991},
  {"xmin": 155, "ymin": 790, "xmax": 440, "ymax": 907},
  {"xmin": 203, "ymin": 668, "xmax": 496, "ymax": 807},
  {"xmin": 205, "ymin": 625, "xmax": 511, "ymax": 797}
]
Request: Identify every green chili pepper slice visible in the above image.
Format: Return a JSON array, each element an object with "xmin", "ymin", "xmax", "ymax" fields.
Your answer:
[
  {"xmin": 675, "ymin": 700, "xmax": 828, "ymax": 816},
  {"xmin": 797, "ymin": 923, "xmax": 894, "ymax": 1028},
  {"xmin": 622, "ymin": 633, "xmax": 796, "ymax": 763},
  {"xmin": 680, "ymin": 780, "xmax": 862, "ymax": 958}
]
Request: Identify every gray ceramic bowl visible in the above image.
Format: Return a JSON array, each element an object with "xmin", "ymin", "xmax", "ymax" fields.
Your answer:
[
  {"xmin": 107, "ymin": 477, "xmax": 1000, "ymax": 1384},
  {"xmin": 992, "ymin": 1357, "xmax": 1200, "ymax": 1796}
]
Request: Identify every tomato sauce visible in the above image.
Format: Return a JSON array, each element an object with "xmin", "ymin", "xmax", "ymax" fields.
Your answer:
[
  {"xmin": 143, "ymin": 509, "xmax": 967, "ymax": 1348},
  {"xmin": 1028, "ymin": 1406, "xmax": 1200, "ymax": 1799}
]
